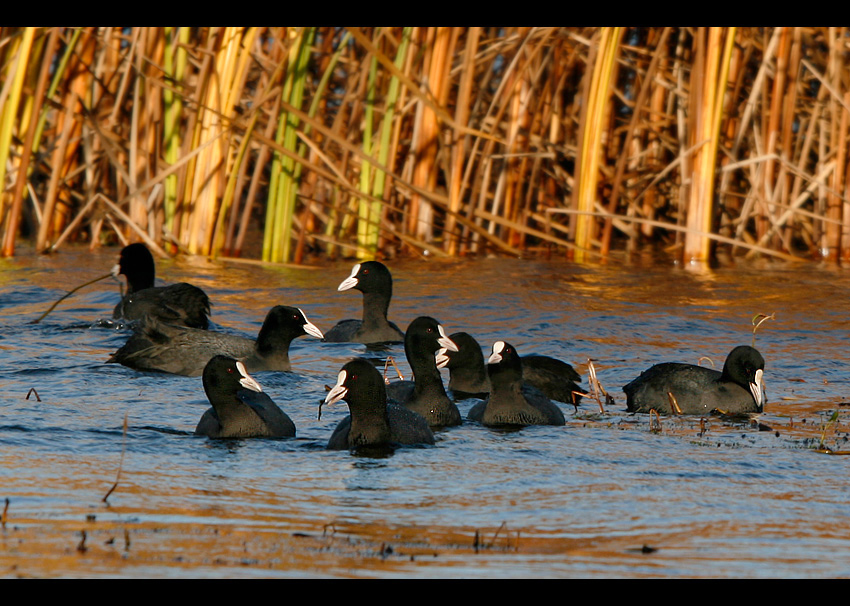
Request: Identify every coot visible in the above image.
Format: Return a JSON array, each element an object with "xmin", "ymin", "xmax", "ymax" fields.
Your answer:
[
  {"xmin": 108, "ymin": 305, "xmax": 324, "ymax": 377},
  {"xmin": 322, "ymin": 261, "xmax": 405, "ymax": 345},
  {"xmin": 324, "ymin": 358, "xmax": 435, "ymax": 451},
  {"xmin": 195, "ymin": 355, "xmax": 296, "ymax": 438},
  {"xmin": 622, "ymin": 345, "xmax": 766, "ymax": 415},
  {"xmin": 384, "ymin": 316, "xmax": 461, "ymax": 428},
  {"xmin": 112, "ymin": 243, "xmax": 211, "ymax": 329},
  {"xmin": 444, "ymin": 331, "xmax": 582, "ymax": 404},
  {"xmin": 468, "ymin": 341, "xmax": 566, "ymax": 427}
]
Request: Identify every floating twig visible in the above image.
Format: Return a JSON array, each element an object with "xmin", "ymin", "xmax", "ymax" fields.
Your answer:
[
  {"xmin": 698, "ymin": 356, "xmax": 715, "ymax": 368},
  {"xmin": 485, "ymin": 522, "xmax": 519, "ymax": 551},
  {"xmin": 317, "ymin": 392, "xmax": 331, "ymax": 421},
  {"xmin": 751, "ymin": 312, "xmax": 776, "ymax": 348},
  {"xmin": 103, "ymin": 412, "xmax": 128, "ymax": 503},
  {"xmin": 30, "ymin": 272, "xmax": 113, "ymax": 324},
  {"xmin": 77, "ymin": 530, "xmax": 88, "ymax": 553},
  {"xmin": 26, "ymin": 388, "xmax": 40, "ymax": 402},
  {"xmin": 1, "ymin": 497, "xmax": 8, "ymax": 529}
]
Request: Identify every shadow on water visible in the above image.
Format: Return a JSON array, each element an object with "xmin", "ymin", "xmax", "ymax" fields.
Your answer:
[{"xmin": 2, "ymin": 246, "xmax": 850, "ymax": 578}]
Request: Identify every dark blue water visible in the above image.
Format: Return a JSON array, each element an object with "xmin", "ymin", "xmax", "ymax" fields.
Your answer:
[{"xmin": 1, "ymin": 246, "xmax": 850, "ymax": 578}]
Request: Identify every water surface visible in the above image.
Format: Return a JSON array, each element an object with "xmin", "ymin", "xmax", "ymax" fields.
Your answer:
[{"xmin": 1, "ymin": 247, "xmax": 849, "ymax": 578}]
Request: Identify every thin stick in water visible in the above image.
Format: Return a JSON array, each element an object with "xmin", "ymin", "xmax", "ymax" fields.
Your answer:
[
  {"xmin": 751, "ymin": 312, "xmax": 776, "ymax": 347},
  {"xmin": 30, "ymin": 272, "xmax": 113, "ymax": 324},
  {"xmin": 103, "ymin": 412, "xmax": 128, "ymax": 503}
]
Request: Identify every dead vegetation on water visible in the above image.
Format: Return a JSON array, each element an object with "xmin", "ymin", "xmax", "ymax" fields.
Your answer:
[{"xmin": 0, "ymin": 27, "xmax": 849, "ymax": 266}]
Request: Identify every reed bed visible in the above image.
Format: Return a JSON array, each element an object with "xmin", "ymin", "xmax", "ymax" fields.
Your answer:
[{"xmin": 0, "ymin": 27, "xmax": 848, "ymax": 265}]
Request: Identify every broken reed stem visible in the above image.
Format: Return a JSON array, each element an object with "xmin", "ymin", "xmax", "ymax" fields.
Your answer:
[
  {"xmin": 586, "ymin": 358, "xmax": 607, "ymax": 413},
  {"xmin": 667, "ymin": 392, "xmax": 683, "ymax": 415},
  {"xmin": 29, "ymin": 272, "xmax": 113, "ymax": 324},
  {"xmin": 649, "ymin": 409, "xmax": 662, "ymax": 433},
  {"xmin": 383, "ymin": 356, "xmax": 405, "ymax": 383},
  {"xmin": 103, "ymin": 412, "xmax": 128, "ymax": 503},
  {"xmin": 751, "ymin": 312, "xmax": 776, "ymax": 347}
]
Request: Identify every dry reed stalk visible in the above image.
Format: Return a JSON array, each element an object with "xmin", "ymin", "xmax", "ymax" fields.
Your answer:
[
  {"xmin": 209, "ymin": 28, "xmax": 264, "ymax": 257},
  {"xmin": 35, "ymin": 96, "xmax": 75, "ymax": 251},
  {"xmin": 346, "ymin": 27, "xmax": 499, "ymax": 144},
  {"xmin": 446, "ymin": 27, "xmax": 480, "ymax": 255},
  {"xmin": 5, "ymin": 28, "xmax": 58, "ymax": 256},
  {"xmin": 0, "ymin": 28, "xmax": 35, "ymax": 256},
  {"xmin": 683, "ymin": 27, "xmax": 736, "ymax": 264},
  {"xmin": 358, "ymin": 28, "xmax": 411, "ymax": 259},
  {"xmin": 46, "ymin": 29, "xmax": 96, "ymax": 244},
  {"xmin": 186, "ymin": 27, "xmax": 245, "ymax": 255},
  {"xmin": 601, "ymin": 27, "xmax": 672, "ymax": 256},
  {"xmin": 572, "ymin": 27, "xmax": 621, "ymax": 262},
  {"xmin": 761, "ymin": 27, "xmax": 791, "ymax": 238},
  {"xmin": 407, "ymin": 27, "xmax": 450, "ymax": 242},
  {"xmin": 1, "ymin": 27, "xmax": 848, "ymax": 265},
  {"xmin": 545, "ymin": 207, "xmax": 803, "ymax": 262}
]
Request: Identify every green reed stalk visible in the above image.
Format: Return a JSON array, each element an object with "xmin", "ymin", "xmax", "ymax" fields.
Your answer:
[
  {"xmin": 356, "ymin": 50, "xmax": 378, "ymax": 258},
  {"xmin": 357, "ymin": 27, "xmax": 411, "ymax": 259},
  {"xmin": 163, "ymin": 27, "xmax": 189, "ymax": 234},
  {"xmin": 264, "ymin": 27, "xmax": 315, "ymax": 263}
]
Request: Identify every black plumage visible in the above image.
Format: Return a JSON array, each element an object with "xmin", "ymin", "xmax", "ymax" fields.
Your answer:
[
  {"xmin": 322, "ymin": 261, "xmax": 405, "ymax": 345},
  {"xmin": 444, "ymin": 331, "xmax": 582, "ymax": 405},
  {"xmin": 468, "ymin": 341, "xmax": 566, "ymax": 427},
  {"xmin": 108, "ymin": 305, "xmax": 324, "ymax": 377},
  {"xmin": 195, "ymin": 356, "xmax": 295, "ymax": 438},
  {"xmin": 325, "ymin": 358, "xmax": 435, "ymax": 451},
  {"xmin": 112, "ymin": 243, "xmax": 211, "ymax": 329},
  {"xmin": 384, "ymin": 316, "xmax": 462, "ymax": 428},
  {"xmin": 623, "ymin": 345, "xmax": 766, "ymax": 415}
]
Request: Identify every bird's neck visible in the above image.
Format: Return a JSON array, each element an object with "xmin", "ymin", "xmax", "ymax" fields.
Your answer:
[{"xmin": 360, "ymin": 291, "xmax": 392, "ymax": 330}]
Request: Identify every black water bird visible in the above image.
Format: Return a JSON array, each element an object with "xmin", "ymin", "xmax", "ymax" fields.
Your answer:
[
  {"xmin": 108, "ymin": 305, "xmax": 324, "ymax": 377},
  {"xmin": 444, "ymin": 331, "xmax": 582, "ymax": 404},
  {"xmin": 384, "ymin": 316, "xmax": 461, "ymax": 428},
  {"xmin": 112, "ymin": 242, "xmax": 211, "ymax": 329},
  {"xmin": 622, "ymin": 345, "xmax": 766, "ymax": 415},
  {"xmin": 195, "ymin": 355, "xmax": 296, "ymax": 438},
  {"xmin": 322, "ymin": 261, "xmax": 405, "ymax": 345},
  {"xmin": 468, "ymin": 341, "xmax": 566, "ymax": 427},
  {"xmin": 324, "ymin": 358, "xmax": 435, "ymax": 451}
]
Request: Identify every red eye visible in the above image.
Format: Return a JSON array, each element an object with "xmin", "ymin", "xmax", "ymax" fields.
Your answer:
[
  {"xmin": 362, "ymin": 269, "xmax": 369, "ymax": 275},
  {"xmin": 506, "ymin": 347, "xmax": 512, "ymax": 353}
]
